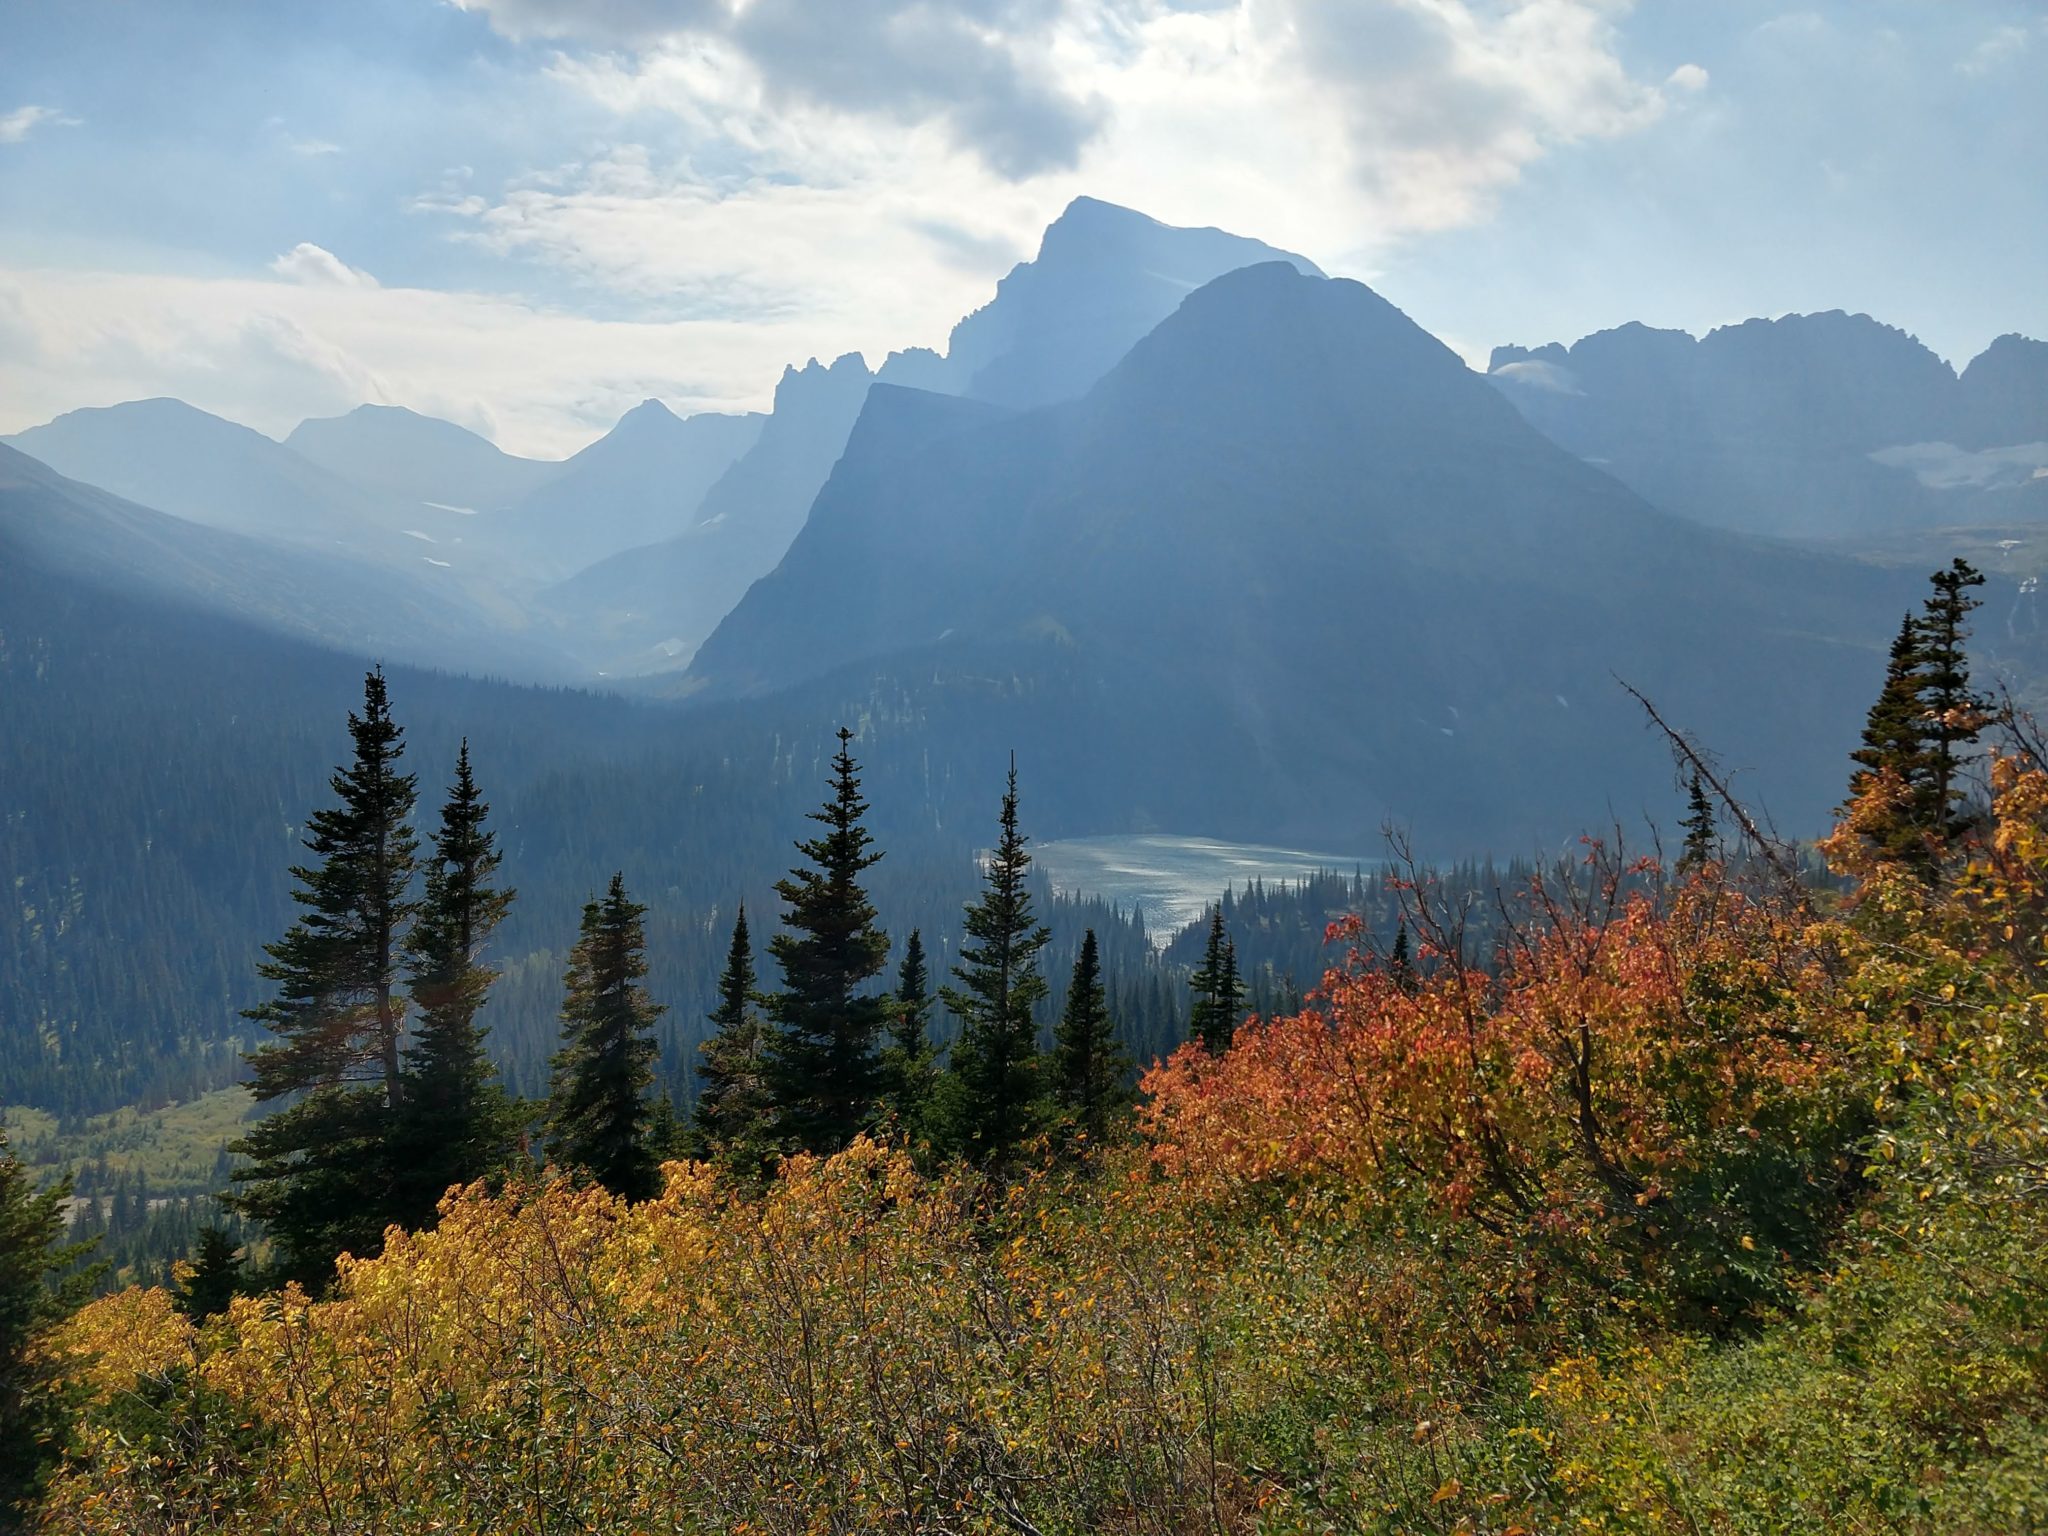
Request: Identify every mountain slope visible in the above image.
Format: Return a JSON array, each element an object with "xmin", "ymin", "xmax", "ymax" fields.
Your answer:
[
  {"xmin": 286, "ymin": 403, "xmax": 562, "ymax": 512},
  {"xmin": 536, "ymin": 356, "xmax": 874, "ymax": 672},
  {"xmin": 884, "ymin": 196, "xmax": 1324, "ymax": 409},
  {"xmin": 3, "ymin": 398, "xmax": 426, "ymax": 550},
  {"xmin": 1487, "ymin": 316, "xmax": 2048, "ymax": 540},
  {"xmin": 688, "ymin": 263, "xmax": 1940, "ymax": 848},
  {"xmin": 0, "ymin": 443, "xmax": 574, "ymax": 679},
  {"xmin": 489, "ymin": 400, "xmax": 762, "ymax": 580}
]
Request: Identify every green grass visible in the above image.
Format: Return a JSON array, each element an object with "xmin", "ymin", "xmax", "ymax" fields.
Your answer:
[{"xmin": 3, "ymin": 1087, "xmax": 254, "ymax": 1195}]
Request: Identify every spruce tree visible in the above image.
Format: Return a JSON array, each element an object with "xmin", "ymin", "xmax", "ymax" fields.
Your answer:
[
  {"xmin": 1049, "ymin": 929, "xmax": 1133, "ymax": 1148},
  {"xmin": 695, "ymin": 905, "xmax": 775, "ymax": 1174},
  {"xmin": 0, "ymin": 1129, "xmax": 95, "ymax": 1526},
  {"xmin": 1847, "ymin": 561, "xmax": 1989, "ymax": 869},
  {"xmin": 1919, "ymin": 558, "xmax": 1989, "ymax": 839},
  {"xmin": 546, "ymin": 874, "xmax": 664, "ymax": 1201},
  {"xmin": 395, "ymin": 741, "xmax": 517, "ymax": 1228},
  {"xmin": 937, "ymin": 761, "xmax": 1054, "ymax": 1167},
  {"xmin": 765, "ymin": 730, "xmax": 892, "ymax": 1155},
  {"xmin": 176, "ymin": 1228, "xmax": 243, "ymax": 1322},
  {"xmin": 1188, "ymin": 907, "xmax": 1244, "ymax": 1052},
  {"xmin": 229, "ymin": 668, "xmax": 418, "ymax": 1287},
  {"xmin": 1678, "ymin": 770, "xmax": 1719, "ymax": 873},
  {"xmin": 879, "ymin": 930, "xmax": 940, "ymax": 1144},
  {"xmin": 1388, "ymin": 921, "xmax": 1417, "ymax": 993}
]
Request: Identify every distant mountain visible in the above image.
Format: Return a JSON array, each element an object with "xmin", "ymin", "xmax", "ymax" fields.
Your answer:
[
  {"xmin": 880, "ymin": 196, "xmax": 1324, "ymax": 409},
  {"xmin": 687, "ymin": 263, "xmax": 1941, "ymax": 848},
  {"xmin": 537, "ymin": 356, "xmax": 875, "ymax": 672},
  {"xmin": 287, "ymin": 403, "xmax": 562, "ymax": 513},
  {"xmin": 545, "ymin": 199, "xmax": 1323, "ymax": 677},
  {"xmin": 1488, "ymin": 315, "xmax": 2048, "ymax": 540},
  {"xmin": 1956, "ymin": 334, "xmax": 2048, "ymax": 450},
  {"xmin": 488, "ymin": 400, "xmax": 763, "ymax": 581},
  {"xmin": 1, "ymin": 398, "xmax": 443, "ymax": 554},
  {"xmin": 0, "ymin": 443, "xmax": 574, "ymax": 679}
]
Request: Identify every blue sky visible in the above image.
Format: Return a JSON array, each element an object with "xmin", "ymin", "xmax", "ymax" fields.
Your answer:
[{"xmin": 1, "ymin": 0, "xmax": 2041, "ymax": 456}]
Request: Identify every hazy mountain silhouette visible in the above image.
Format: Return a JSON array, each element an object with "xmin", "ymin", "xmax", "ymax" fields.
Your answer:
[
  {"xmin": 488, "ymin": 400, "xmax": 763, "ymax": 580},
  {"xmin": 0, "ymin": 443, "xmax": 574, "ymax": 679},
  {"xmin": 1, "ymin": 398, "xmax": 450, "ymax": 555},
  {"xmin": 286, "ymin": 403, "xmax": 562, "ymax": 512},
  {"xmin": 537, "ymin": 355, "xmax": 875, "ymax": 672},
  {"xmin": 1489, "ymin": 315, "xmax": 2048, "ymax": 540},
  {"xmin": 688, "ymin": 263, "xmax": 1930, "ymax": 846},
  {"xmin": 879, "ymin": 196, "xmax": 1323, "ymax": 408}
]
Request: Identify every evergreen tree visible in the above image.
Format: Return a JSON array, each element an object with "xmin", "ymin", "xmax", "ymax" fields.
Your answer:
[
  {"xmin": 1678, "ymin": 770, "xmax": 1719, "ymax": 873},
  {"xmin": 694, "ymin": 905, "xmax": 775, "ymax": 1174},
  {"xmin": 394, "ymin": 741, "xmax": 517, "ymax": 1228},
  {"xmin": 1388, "ymin": 921, "xmax": 1417, "ymax": 994},
  {"xmin": 879, "ymin": 929, "xmax": 940, "ymax": 1145},
  {"xmin": 0, "ymin": 1129, "xmax": 96, "ymax": 1526},
  {"xmin": 229, "ymin": 669, "xmax": 418, "ymax": 1287},
  {"xmin": 1049, "ymin": 929, "xmax": 1133, "ymax": 1147},
  {"xmin": 1919, "ymin": 558, "xmax": 1989, "ymax": 839},
  {"xmin": 765, "ymin": 730, "xmax": 892, "ymax": 1155},
  {"xmin": 546, "ymin": 874, "xmax": 664, "ymax": 1202},
  {"xmin": 937, "ymin": 761, "xmax": 1054, "ymax": 1167},
  {"xmin": 176, "ymin": 1228, "xmax": 243, "ymax": 1322},
  {"xmin": 1188, "ymin": 907, "xmax": 1244, "ymax": 1052},
  {"xmin": 1847, "ymin": 562, "xmax": 1990, "ymax": 870}
]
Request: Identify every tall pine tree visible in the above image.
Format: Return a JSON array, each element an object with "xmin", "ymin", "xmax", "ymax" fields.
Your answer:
[
  {"xmin": 765, "ymin": 729, "xmax": 892, "ymax": 1155},
  {"xmin": 546, "ymin": 874, "xmax": 664, "ymax": 1201},
  {"xmin": 1188, "ymin": 907, "xmax": 1244, "ymax": 1053},
  {"xmin": 694, "ymin": 905, "xmax": 775, "ymax": 1175},
  {"xmin": 1919, "ymin": 557, "xmax": 1989, "ymax": 840},
  {"xmin": 229, "ymin": 668, "xmax": 418, "ymax": 1287},
  {"xmin": 1678, "ymin": 770, "xmax": 1719, "ymax": 873},
  {"xmin": 1049, "ymin": 929, "xmax": 1133, "ymax": 1148},
  {"xmin": 1847, "ymin": 561, "xmax": 1989, "ymax": 870},
  {"xmin": 394, "ymin": 741, "xmax": 517, "ymax": 1228},
  {"xmin": 0, "ymin": 1129, "xmax": 96, "ymax": 1527},
  {"xmin": 879, "ymin": 930, "xmax": 940, "ymax": 1146},
  {"xmin": 937, "ymin": 760, "xmax": 1052, "ymax": 1167}
]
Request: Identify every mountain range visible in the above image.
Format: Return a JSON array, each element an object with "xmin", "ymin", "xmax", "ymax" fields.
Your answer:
[
  {"xmin": 1489, "ymin": 316, "xmax": 2048, "ymax": 540},
  {"xmin": 5, "ymin": 195, "xmax": 2047, "ymax": 845}
]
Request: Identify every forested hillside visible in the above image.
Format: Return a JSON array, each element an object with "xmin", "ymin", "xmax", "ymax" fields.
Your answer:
[{"xmin": 7, "ymin": 559, "xmax": 2045, "ymax": 1532}]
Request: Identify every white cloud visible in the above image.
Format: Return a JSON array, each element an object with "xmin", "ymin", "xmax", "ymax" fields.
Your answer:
[
  {"xmin": 0, "ymin": 104, "xmax": 80, "ymax": 144},
  {"xmin": 1666, "ymin": 62, "xmax": 1709, "ymax": 93},
  {"xmin": 270, "ymin": 243, "xmax": 381, "ymax": 289},
  {"xmin": 0, "ymin": 262, "xmax": 841, "ymax": 457},
  {"xmin": 1958, "ymin": 24, "xmax": 2029, "ymax": 76}
]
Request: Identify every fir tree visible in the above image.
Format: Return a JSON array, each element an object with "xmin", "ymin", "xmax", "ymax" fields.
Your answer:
[
  {"xmin": 1847, "ymin": 562, "xmax": 1990, "ymax": 870},
  {"xmin": 1188, "ymin": 907, "xmax": 1244, "ymax": 1053},
  {"xmin": 1919, "ymin": 558, "xmax": 1989, "ymax": 839},
  {"xmin": 1388, "ymin": 921, "xmax": 1417, "ymax": 994},
  {"xmin": 176, "ymin": 1227, "xmax": 243, "ymax": 1322},
  {"xmin": 1049, "ymin": 929, "xmax": 1134, "ymax": 1148},
  {"xmin": 0, "ymin": 1129, "xmax": 96, "ymax": 1526},
  {"xmin": 229, "ymin": 668, "xmax": 418, "ymax": 1287},
  {"xmin": 394, "ymin": 741, "xmax": 517, "ymax": 1229},
  {"xmin": 765, "ymin": 730, "xmax": 892, "ymax": 1155},
  {"xmin": 546, "ymin": 874, "xmax": 664, "ymax": 1201},
  {"xmin": 1678, "ymin": 770, "xmax": 1719, "ymax": 873},
  {"xmin": 879, "ymin": 929, "xmax": 940, "ymax": 1145},
  {"xmin": 937, "ymin": 760, "xmax": 1053, "ymax": 1167},
  {"xmin": 695, "ymin": 905, "xmax": 775, "ymax": 1174}
]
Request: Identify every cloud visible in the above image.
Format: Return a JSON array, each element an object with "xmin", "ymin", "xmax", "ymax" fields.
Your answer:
[
  {"xmin": 1958, "ymin": 24, "xmax": 2029, "ymax": 76},
  {"xmin": 455, "ymin": 0, "xmax": 1103, "ymax": 177},
  {"xmin": 0, "ymin": 104, "xmax": 80, "ymax": 144},
  {"xmin": 270, "ymin": 243, "xmax": 380, "ymax": 289},
  {"xmin": 1666, "ymin": 62, "xmax": 1709, "ymax": 93}
]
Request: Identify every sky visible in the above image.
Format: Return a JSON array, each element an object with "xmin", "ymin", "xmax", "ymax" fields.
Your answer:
[{"xmin": 1, "ymin": 0, "xmax": 2042, "ymax": 458}]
